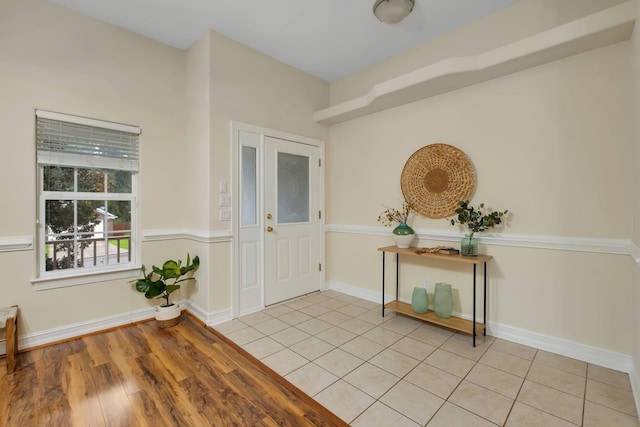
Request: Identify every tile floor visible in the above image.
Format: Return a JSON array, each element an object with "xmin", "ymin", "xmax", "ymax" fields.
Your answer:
[{"xmin": 213, "ymin": 290, "xmax": 639, "ymax": 426}]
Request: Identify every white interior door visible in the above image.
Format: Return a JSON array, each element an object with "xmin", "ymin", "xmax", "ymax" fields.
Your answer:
[
  {"xmin": 236, "ymin": 129, "xmax": 322, "ymax": 315},
  {"xmin": 263, "ymin": 136, "xmax": 321, "ymax": 305}
]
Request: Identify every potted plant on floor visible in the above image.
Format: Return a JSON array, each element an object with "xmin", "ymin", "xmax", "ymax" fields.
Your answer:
[
  {"xmin": 133, "ymin": 253, "xmax": 199, "ymax": 327},
  {"xmin": 449, "ymin": 200, "xmax": 508, "ymax": 256}
]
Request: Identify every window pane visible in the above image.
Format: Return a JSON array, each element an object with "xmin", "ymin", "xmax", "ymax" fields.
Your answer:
[
  {"xmin": 78, "ymin": 168, "xmax": 105, "ymax": 192},
  {"xmin": 45, "ymin": 239, "xmax": 75, "ymax": 271},
  {"xmin": 242, "ymin": 146, "xmax": 257, "ymax": 226},
  {"xmin": 105, "ymin": 233, "xmax": 131, "ymax": 265},
  {"xmin": 78, "ymin": 200, "xmax": 103, "ymax": 234},
  {"xmin": 278, "ymin": 152, "xmax": 309, "ymax": 224},
  {"xmin": 107, "ymin": 200, "xmax": 132, "ymax": 245},
  {"xmin": 44, "ymin": 199, "xmax": 75, "ymax": 271},
  {"xmin": 102, "ymin": 201, "xmax": 131, "ymax": 266},
  {"xmin": 78, "ymin": 233, "xmax": 99, "ymax": 268},
  {"xmin": 45, "ymin": 200, "xmax": 75, "ymax": 235},
  {"xmin": 107, "ymin": 170, "xmax": 132, "ymax": 193},
  {"xmin": 108, "ymin": 201, "xmax": 131, "ymax": 228},
  {"xmin": 43, "ymin": 166, "xmax": 74, "ymax": 191}
]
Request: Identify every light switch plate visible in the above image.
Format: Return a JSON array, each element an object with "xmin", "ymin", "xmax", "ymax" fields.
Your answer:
[{"xmin": 219, "ymin": 209, "xmax": 231, "ymax": 221}]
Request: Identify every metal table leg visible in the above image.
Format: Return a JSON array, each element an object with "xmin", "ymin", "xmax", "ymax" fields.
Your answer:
[
  {"xmin": 395, "ymin": 253, "xmax": 399, "ymax": 301},
  {"xmin": 473, "ymin": 263, "xmax": 477, "ymax": 347},
  {"xmin": 382, "ymin": 251, "xmax": 385, "ymax": 317},
  {"xmin": 484, "ymin": 262, "xmax": 487, "ymax": 336}
]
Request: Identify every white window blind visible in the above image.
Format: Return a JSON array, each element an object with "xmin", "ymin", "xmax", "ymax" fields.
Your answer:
[{"xmin": 36, "ymin": 110, "xmax": 140, "ymax": 171}]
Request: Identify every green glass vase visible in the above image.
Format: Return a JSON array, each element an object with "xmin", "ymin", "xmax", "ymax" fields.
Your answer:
[
  {"xmin": 392, "ymin": 223, "xmax": 415, "ymax": 248},
  {"xmin": 433, "ymin": 283, "xmax": 454, "ymax": 318},
  {"xmin": 460, "ymin": 234, "xmax": 478, "ymax": 256},
  {"xmin": 411, "ymin": 287, "xmax": 429, "ymax": 314}
]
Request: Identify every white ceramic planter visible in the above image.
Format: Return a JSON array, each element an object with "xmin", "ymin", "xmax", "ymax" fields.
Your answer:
[{"xmin": 155, "ymin": 302, "xmax": 184, "ymax": 321}]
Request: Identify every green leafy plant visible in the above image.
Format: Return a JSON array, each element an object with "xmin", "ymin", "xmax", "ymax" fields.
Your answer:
[
  {"xmin": 449, "ymin": 200, "xmax": 508, "ymax": 238},
  {"xmin": 378, "ymin": 200, "xmax": 412, "ymax": 227},
  {"xmin": 133, "ymin": 253, "xmax": 200, "ymax": 307}
]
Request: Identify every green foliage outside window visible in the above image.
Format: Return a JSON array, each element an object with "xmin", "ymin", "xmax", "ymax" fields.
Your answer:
[{"xmin": 43, "ymin": 166, "xmax": 133, "ymax": 271}]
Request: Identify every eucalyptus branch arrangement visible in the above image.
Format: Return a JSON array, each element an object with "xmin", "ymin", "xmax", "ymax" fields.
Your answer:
[
  {"xmin": 449, "ymin": 200, "xmax": 508, "ymax": 239},
  {"xmin": 378, "ymin": 201, "xmax": 412, "ymax": 227}
]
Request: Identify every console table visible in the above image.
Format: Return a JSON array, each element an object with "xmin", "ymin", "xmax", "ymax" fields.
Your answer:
[{"xmin": 379, "ymin": 246, "xmax": 492, "ymax": 347}]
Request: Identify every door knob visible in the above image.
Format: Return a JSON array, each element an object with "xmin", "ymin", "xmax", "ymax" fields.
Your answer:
[{"xmin": 266, "ymin": 226, "xmax": 274, "ymax": 232}]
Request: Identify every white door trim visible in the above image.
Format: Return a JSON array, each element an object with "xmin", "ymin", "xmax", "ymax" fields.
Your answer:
[{"xmin": 231, "ymin": 122, "xmax": 326, "ymax": 318}]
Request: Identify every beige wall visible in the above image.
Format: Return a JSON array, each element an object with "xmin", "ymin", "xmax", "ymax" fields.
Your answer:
[
  {"xmin": 192, "ymin": 30, "xmax": 329, "ymax": 313},
  {"xmin": 0, "ymin": 0, "xmax": 328, "ymax": 337},
  {"xmin": 0, "ymin": 0, "xmax": 188, "ymax": 334},
  {"xmin": 326, "ymin": 4, "xmax": 635, "ymax": 354}
]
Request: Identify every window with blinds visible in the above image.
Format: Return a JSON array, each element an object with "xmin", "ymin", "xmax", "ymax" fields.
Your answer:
[{"xmin": 36, "ymin": 110, "xmax": 140, "ymax": 277}]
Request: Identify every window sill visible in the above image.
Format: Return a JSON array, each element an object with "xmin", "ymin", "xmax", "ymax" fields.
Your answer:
[{"xmin": 31, "ymin": 266, "xmax": 141, "ymax": 291}]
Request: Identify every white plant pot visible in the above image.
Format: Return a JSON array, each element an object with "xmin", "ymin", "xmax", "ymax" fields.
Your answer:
[{"xmin": 155, "ymin": 302, "xmax": 184, "ymax": 321}]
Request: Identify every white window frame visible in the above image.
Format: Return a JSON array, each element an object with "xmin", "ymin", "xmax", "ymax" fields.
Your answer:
[{"xmin": 32, "ymin": 110, "xmax": 141, "ymax": 290}]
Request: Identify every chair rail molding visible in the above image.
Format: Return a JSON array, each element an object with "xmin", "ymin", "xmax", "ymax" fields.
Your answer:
[
  {"xmin": 0, "ymin": 236, "xmax": 33, "ymax": 252},
  {"xmin": 629, "ymin": 240, "xmax": 640, "ymax": 264},
  {"xmin": 325, "ymin": 224, "xmax": 634, "ymax": 257},
  {"xmin": 142, "ymin": 229, "xmax": 232, "ymax": 243}
]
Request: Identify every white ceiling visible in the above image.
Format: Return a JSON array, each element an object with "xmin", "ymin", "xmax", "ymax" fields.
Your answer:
[{"xmin": 49, "ymin": 0, "xmax": 521, "ymax": 82}]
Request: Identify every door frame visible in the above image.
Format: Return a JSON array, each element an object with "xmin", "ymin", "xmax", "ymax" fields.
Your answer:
[{"xmin": 231, "ymin": 122, "xmax": 326, "ymax": 318}]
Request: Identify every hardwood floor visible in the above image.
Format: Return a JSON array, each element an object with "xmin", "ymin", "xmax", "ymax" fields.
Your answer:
[{"xmin": 0, "ymin": 315, "xmax": 348, "ymax": 427}]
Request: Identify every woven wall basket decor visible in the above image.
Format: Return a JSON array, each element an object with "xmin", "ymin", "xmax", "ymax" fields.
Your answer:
[{"xmin": 401, "ymin": 143, "xmax": 476, "ymax": 219}]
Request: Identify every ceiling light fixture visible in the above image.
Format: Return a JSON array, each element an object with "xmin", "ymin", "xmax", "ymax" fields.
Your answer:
[{"xmin": 373, "ymin": 0, "xmax": 415, "ymax": 24}]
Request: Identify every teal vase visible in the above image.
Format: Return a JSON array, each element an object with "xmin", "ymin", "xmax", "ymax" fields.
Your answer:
[
  {"xmin": 461, "ymin": 234, "xmax": 478, "ymax": 256},
  {"xmin": 392, "ymin": 223, "xmax": 415, "ymax": 249},
  {"xmin": 433, "ymin": 283, "xmax": 454, "ymax": 318},
  {"xmin": 411, "ymin": 287, "xmax": 429, "ymax": 314}
]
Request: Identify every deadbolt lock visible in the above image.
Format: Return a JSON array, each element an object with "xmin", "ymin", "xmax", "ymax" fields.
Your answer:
[{"xmin": 266, "ymin": 213, "xmax": 273, "ymax": 220}]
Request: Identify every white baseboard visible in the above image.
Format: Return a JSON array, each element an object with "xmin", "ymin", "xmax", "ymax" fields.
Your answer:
[
  {"xmin": 185, "ymin": 300, "xmax": 209, "ymax": 324},
  {"xmin": 204, "ymin": 307, "xmax": 233, "ymax": 327},
  {"xmin": 8, "ymin": 306, "xmax": 155, "ymax": 354},
  {"xmin": 630, "ymin": 365, "xmax": 640, "ymax": 417},
  {"xmin": 186, "ymin": 300, "xmax": 233, "ymax": 326},
  {"xmin": 326, "ymin": 280, "xmax": 633, "ymax": 373},
  {"xmin": 327, "ymin": 279, "xmax": 397, "ymax": 305},
  {"xmin": 487, "ymin": 321, "xmax": 631, "ymax": 373},
  {"xmin": 1, "ymin": 301, "xmax": 231, "ymax": 357}
]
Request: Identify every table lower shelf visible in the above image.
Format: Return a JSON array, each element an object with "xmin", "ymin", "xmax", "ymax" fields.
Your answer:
[{"xmin": 385, "ymin": 300, "xmax": 485, "ymax": 336}]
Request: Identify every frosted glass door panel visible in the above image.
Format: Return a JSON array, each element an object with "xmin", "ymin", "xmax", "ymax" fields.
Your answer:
[
  {"xmin": 277, "ymin": 152, "xmax": 309, "ymax": 223},
  {"xmin": 241, "ymin": 146, "xmax": 257, "ymax": 226},
  {"xmin": 264, "ymin": 136, "xmax": 320, "ymax": 305}
]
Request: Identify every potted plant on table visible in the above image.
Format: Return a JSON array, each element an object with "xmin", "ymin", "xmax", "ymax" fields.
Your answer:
[
  {"xmin": 133, "ymin": 253, "xmax": 200, "ymax": 328},
  {"xmin": 378, "ymin": 200, "xmax": 415, "ymax": 248},
  {"xmin": 449, "ymin": 200, "xmax": 508, "ymax": 256}
]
